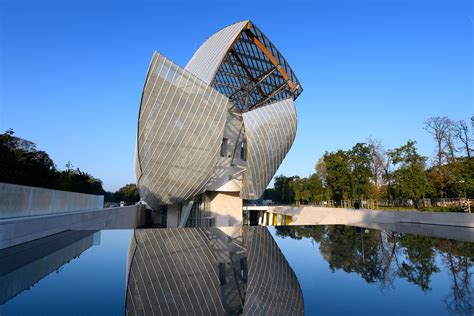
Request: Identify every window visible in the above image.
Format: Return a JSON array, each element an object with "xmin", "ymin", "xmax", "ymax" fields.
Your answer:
[
  {"xmin": 240, "ymin": 140, "xmax": 247, "ymax": 161},
  {"xmin": 220, "ymin": 138, "xmax": 228, "ymax": 157}
]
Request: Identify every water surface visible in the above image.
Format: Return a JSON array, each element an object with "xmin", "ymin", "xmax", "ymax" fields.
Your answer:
[
  {"xmin": 271, "ymin": 225, "xmax": 474, "ymax": 315},
  {"xmin": 0, "ymin": 225, "xmax": 473, "ymax": 315}
]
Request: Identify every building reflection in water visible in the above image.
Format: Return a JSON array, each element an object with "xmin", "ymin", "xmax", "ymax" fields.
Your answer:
[
  {"xmin": 125, "ymin": 226, "xmax": 304, "ymax": 316},
  {"xmin": 275, "ymin": 225, "xmax": 474, "ymax": 316},
  {"xmin": 0, "ymin": 230, "xmax": 100, "ymax": 304}
]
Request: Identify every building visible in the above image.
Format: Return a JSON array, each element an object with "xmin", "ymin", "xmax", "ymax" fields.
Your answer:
[{"xmin": 135, "ymin": 20, "xmax": 303, "ymax": 227}]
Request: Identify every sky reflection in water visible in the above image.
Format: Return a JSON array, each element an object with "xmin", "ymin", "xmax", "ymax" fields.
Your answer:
[{"xmin": 0, "ymin": 229, "xmax": 132, "ymax": 315}]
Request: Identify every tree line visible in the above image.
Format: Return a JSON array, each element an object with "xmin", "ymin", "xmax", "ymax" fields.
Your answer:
[
  {"xmin": 264, "ymin": 116, "xmax": 473, "ymax": 208},
  {"xmin": 0, "ymin": 129, "xmax": 139, "ymax": 202}
]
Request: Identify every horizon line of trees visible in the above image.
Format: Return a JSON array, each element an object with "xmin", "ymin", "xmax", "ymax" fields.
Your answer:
[
  {"xmin": 264, "ymin": 116, "xmax": 473, "ymax": 208},
  {"xmin": 0, "ymin": 129, "xmax": 138, "ymax": 203}
]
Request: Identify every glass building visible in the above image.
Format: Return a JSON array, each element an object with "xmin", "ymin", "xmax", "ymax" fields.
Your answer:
[{"xmin": 135, "ymin": 20, "xmax": 303, "ymax": 227}]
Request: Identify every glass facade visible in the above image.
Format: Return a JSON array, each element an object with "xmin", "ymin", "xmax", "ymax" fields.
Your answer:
[
  {"xmin": 136, "ymin": 53, "xmax": 230, "ymax": 207},
  {"xmin": 242, "ymin": 98, "xmax": 297, "ymax": 199}
]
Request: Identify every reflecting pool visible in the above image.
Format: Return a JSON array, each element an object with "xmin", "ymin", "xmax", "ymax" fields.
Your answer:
[
  {"xmin": 271, "ymin": 225, "xmax": 474, "ymax": 316},
  {"xmin": 0, "ymin": 225, "xmax": 473, "ymax": 315},
  {"xmin": 0, "ymin": 230, "xmax": 133, "ymax": 315}
]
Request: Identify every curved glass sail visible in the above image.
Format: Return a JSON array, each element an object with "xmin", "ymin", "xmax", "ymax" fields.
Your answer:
[
  {"xmin": 136, "ymin": 52, "xmax": 230, "ymax": 207},
  {"xmin": 242, "ymin": 98, "xmax": 297, "ymax": 199}
]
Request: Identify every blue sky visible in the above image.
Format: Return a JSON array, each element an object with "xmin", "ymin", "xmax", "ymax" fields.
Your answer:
[{"xmin": 1, "ymin": 0, "xmax": 472, "ymax": 191}]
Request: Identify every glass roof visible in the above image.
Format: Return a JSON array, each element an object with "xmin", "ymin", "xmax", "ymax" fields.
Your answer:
[{"xmin": 210, "ymin": 22, "xmax": 303, "ymax": 112}]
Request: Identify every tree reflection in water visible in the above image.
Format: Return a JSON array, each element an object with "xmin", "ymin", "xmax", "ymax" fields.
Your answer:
[{"xmin": 275, "ymin": 225, "xmax": 474, "ymax": 315}]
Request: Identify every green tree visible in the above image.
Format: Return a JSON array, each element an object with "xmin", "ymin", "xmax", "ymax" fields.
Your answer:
[
  {"xmin": 389, "ymin": 140, "xmax": 431, "ymax": 207},
  {"xmin": 290, "ymin": 176, "xmax": 306, "ymax": 205},
  {"xmin": 0, "ymin": 129, "xmax": 58, "ymax": 188},
  {"xmin": 274, "ymin": 175, "xmax": 296, "ymax": 204},
  {"xmin": 0, "ymin": 130, "xmax": 105, "ymax": 195},
  {"xmin": 322, "ymin": 150, "xmax": 352, "ymax": 202},
  {"xmin": 308, "ymin": 173, "xmax": 324, "ymax": 203},
  {"xmin": 290, "ymin": 176, "xmax": 322, "ymax": 205},
  {"xmin": 348, "ymin": 143, "xmax": 373, "ymax": 200},
  {"xmin": 114, "ymin": 183, "xmax": 140, "ymax": 203},
  {"xmin": 56, "ymin": 168, "xmax": 105, "ymax": 195},
  {"xmin": 446, "ymin": 158, "xmax": 474, "ymax": 198},
  {"xmin": 262, "ymin": 188, "xmax": 277, "ymax": 201}
]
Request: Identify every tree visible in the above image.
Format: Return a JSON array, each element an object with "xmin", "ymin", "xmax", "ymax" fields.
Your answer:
[
  {"xmin": 389, "ymin": 140, "xmax": 431, "ymax": 208},
  {"xmin": 262, "ymin": 188, "xmax": 276, "ymax": 201},
  {"xmin": 453, "ymin": 120, "xmax": 473, "ymax": 159},
  {"xmin": 56, "ymin": 167, "xmax": 105, "ymax": 195},
  {"xmin": 289, "ymin": 175, "xmax": 323, "ymax": 205},
  {"xmin": 114, "ymin": 183, "xmax": 139, "ymax": 203},
  {"xmin": 274, "ymin": 175, "xmax": 296, "ymax": 204},
  {"xmin": 424, "ymin": 116, "xmax": 456, "ymax": 163},
  {"xmin": 424, "ymin": 117, "xmax": 456, "ymax": 197},
  {"xmin": 446, "ymin": 158, "xmax": 474, "ymax": 198},
  {"xmin": 322, "ymin": 150, "xmax": 352, "ymax": 202},
  {"xmin": 0, "ymin": 129, "xmax": 58, "ymax": 188},
  {"xmin": 348, "ymin": 143, "xmax": 373, "ymax": 200},
  {"xmin": 308, "ymin": 173, "xmax": 324, "ymax": 203},
  {"xmin": 368, "ymin": 138, "xmax": 394, "ymax": 201},
  {"xmin": 315, "ymin": 157, "xmax": 331, "ymax": 201},
  {"xmin": 291, "ymin": 176, "xmax": 307, "ymax": 205},
  {"xmin": 0, "ymin": 129, "xmax": 105, "ymax": 195}
]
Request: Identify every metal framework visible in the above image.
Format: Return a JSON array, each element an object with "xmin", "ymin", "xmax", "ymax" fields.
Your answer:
[{"xmin": 209, "ymin": 22, "xmax": 303, "ymax": 112}]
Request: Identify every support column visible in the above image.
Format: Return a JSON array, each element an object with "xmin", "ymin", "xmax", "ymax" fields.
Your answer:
[{"xmin": 207, "ymin": 191, "xmax": 243, "ymax": 226}]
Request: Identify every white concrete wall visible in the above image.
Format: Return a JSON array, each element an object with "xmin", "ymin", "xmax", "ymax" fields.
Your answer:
[
  {"xmin": 209, "ymin": 191, "xmax": 243, "ymax": 226},
  {"xmin": 268, "ymin": 206, "xmax": 474, "ymax": 228},
  {"xmin": 0, "ymin": 204, "xmax": 145, "ymax": 249},
  {"xmin": 0, "ymin": 183, "xmax": 104, "ymax": 219}
]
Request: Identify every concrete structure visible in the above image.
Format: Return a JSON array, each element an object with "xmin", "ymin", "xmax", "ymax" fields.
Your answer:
[
  {"xmin": 0, "ymin": 182, "xmax": 104, "ymax": 219},
  {"xmin": 0, "ymin": 204, "xmax": 145, "ymax": 249},
  {"xmin": 253, "ymin": 206, "xmax": 474, "ymax": 228},
  {"xmin": 135, "ymin": 20, "xmax": 303, "ymax": 228},
  {"xmin": 125, "ymin": 226, "xmax": 303, "ymax": 315}
]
